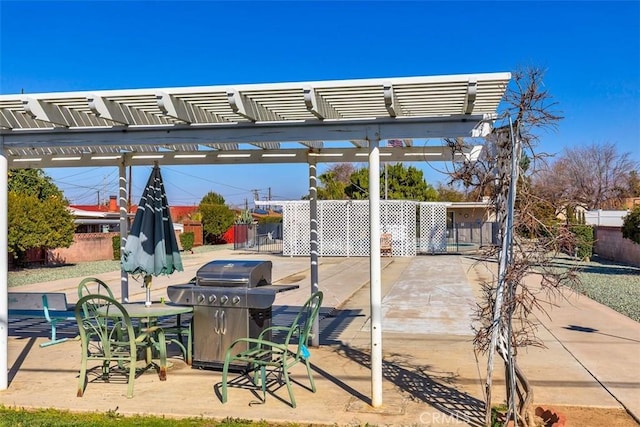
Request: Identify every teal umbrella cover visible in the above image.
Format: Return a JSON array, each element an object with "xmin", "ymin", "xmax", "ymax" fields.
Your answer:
[{"xmin": 122, "ymin": 165, "xmax": 183, "ymax": 303}]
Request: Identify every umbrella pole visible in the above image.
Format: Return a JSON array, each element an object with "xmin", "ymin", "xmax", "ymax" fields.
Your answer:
[{"xmin": 144, "ymin": 275, "xmax": 152, "ymax": 307}]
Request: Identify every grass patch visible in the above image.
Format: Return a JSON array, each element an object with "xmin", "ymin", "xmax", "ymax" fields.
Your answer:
[{"xmin": 0, "ymin": 406, "xmax": 303, "ymax": 427}]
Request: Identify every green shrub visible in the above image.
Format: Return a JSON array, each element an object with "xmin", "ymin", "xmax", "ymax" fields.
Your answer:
[
  {"xmin": 570, "ymin": 224, "xmax": 594, "ymax": 259},
  {"xmin": 112, "ymin": 235, "xmax": 121, "ymax": 260},
  {"xmin": 622, "ymin": 205, "xmax": 640, "ymax": 244},
  {"xmin": 180, "ymin": 232, "xmax": 195, "ymax": 252}
]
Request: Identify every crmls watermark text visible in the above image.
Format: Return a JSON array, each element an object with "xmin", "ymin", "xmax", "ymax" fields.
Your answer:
[{"xmin": 419, "ymin": 411, "xmax": 468, "ymax": 425}]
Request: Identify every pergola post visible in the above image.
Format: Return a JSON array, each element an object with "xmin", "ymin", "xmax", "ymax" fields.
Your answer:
[
  {"xmin": 119, "ymin": 159, "xmax": 129, "ymax": 302},
  {"xmin": 369, "ymin": 136, "xmax": 383, "ymax": 407},
  {"xmin": 0, "ymin": 141, "xmax": 8, "ymax": 390},
  {"xmin": 309, "ymin": 161, "xmax": 320, "ymax": 347}
]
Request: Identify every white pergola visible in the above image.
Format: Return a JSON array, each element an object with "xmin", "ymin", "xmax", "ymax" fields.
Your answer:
[{"xmin": 0, "ymin": 72, "xmax": 510, "ymax": 406}]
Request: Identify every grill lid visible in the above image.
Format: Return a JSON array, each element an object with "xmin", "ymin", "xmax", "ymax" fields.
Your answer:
[{"xmin": 196, "ymin": 259, "xmax": 272, "ymax": 288}]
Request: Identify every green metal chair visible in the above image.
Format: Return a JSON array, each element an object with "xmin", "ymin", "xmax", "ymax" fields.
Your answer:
[
  {"xmin": 221, "ymin": 291, "xmax": 323, "ymax": 408},
  {"xmin": 77, "ymin": 277, "xmax": 118, "ymax": 338},
  {"xmin": 74, "ymin": 294, "xmax": 167, "ymax": 399},
  {"xmin": 161, "ymin": 309, "xmax": 193, "ymax": 365},
  {"xmin": 77, "ymin": 277, "xmax": 115, "ymax": 317}
]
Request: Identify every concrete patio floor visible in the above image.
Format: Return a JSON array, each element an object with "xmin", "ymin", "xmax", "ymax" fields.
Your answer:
[{"xmin": 2, "ymin": 249, "xmax": 639, "ymax": 426}]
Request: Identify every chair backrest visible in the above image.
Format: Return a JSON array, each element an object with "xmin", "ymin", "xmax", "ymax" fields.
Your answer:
[
  {"xmin": 74, "ymin": 294, "xmax": 136, "ymax": 349},
  {"xmin": 78, "ymin": 278, "xmax": 116, "ymax": 319},
  {"xmin": 284, "ymin": 291, "xmax": 323, "ymax": 358},
  {"xmin": 78, "ymin": 277, "xmax": 115, "ymax": 300}
]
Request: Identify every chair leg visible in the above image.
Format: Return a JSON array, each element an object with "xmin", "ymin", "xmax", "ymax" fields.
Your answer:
[
  {"xmin": 157, "ymin": 330, "xmax": 167, "ymax": 381},
  {"xmin": 77, "ymin": 355, "xmax": 88, "ymax": 397},
  {"xmin": 282, "ymin": 365, "xmax": 296, "ymax": 408},
  {"xmin": 126, "ymin": 355, "xmax": 136, "ymax": 398},
  {"xmin": 221, "ymin": 354, "xmax": 230, "ymax": 403},
  {"xmin": 101, "ymin": 360, "xmax": 110, "ymax": 380},
  {"xmin": 304, "ymin": 357, "xmax": 316, "ymax": 392},
  {"xmin": 186, "ymin": 320, "xmax": 192, "ymax": 365},
  {"xmin": 260, "ymin": 366, "xmax": 267, "ymax": 403}
]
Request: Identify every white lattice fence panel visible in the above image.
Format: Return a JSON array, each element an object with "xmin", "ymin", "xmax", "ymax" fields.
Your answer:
[
  {"xmin": 381, "ymin": 200, "xmax": 417, "ymax": 256},
  {"xmin": 348, "ymin": 201, "xmax": 370, "ymax": 256},
  {"xmin": 318, "ymin": 201, "xmax": 349, "ymax": 256},
  {"xmin": 282, "ymin": 202, "xmax": 309, "ymax": 256},
  {"xmin": 419, "ymin": 203, "xmax": 448, "ymax": 253},
  {"xmin": 281, "ymin": 200, "xmax": 418, "ymax": 256}
]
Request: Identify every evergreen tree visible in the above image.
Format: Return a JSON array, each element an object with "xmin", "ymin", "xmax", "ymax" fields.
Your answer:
[
  {"xmin": 8, "ymin": 169, "xmax": 75, "ymax": 266},
  {"xmin": 198, "ymin": 191, "xmax": 235, "ymax": 243},
  {"xmin": 345, "ymin": 163, "xmax": 437, "ymax": 201}
]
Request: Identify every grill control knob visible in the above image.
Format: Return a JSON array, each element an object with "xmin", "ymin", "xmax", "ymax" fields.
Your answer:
[
  {"xmin": 208, "ymin": 294, "xmax": 216, "ymax": 304},
  {"xmin": 232, "ymin": 296, "xmax": 241, "ymax": 305},
  {"xmin": 197, "ymin": 294, "xmax": 205, "ymax": 304},
  {"xmin": 220, "ymin": 295, "xmax": 229, "ymax": 304}
]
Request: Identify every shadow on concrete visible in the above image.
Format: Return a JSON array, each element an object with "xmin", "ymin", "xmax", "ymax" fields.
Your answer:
[
  {"xmin": 7, "ymin": 336, "xmax": 38, "ymax": 385},
  {"xmin": 563, "ymin": 324, "xmax": 640, "ymax": 343},
  {"xmin": 333, "ymin": 343, "xmax": 486, "ymax": 427}
]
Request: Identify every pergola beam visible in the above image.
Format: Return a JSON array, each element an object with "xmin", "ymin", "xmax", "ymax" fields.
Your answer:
[
  {"xmin": 304, "ymin": 87, "xmax": 340, "ymax": 120},
  {"xmin": 156, "ymin": 92, "xmax": 192, "ymax": 124},
  {"xmin": 227, "ymin": 89, "xmax": 281, "ymax": 122},
  {"xmin": 464, "ymin": 78, "xmax": 478, "ymax": 114},
  {"xmin": 22, "ymin": 97, "xmax": 70, "ymax": 127},
  {"xmin": 88, "ymin": 95, "xmax": 130, "ymax": 126},
  {"xmin": 4, "ymin": 145, "xmax": 482, "ymax": 168},
  {"xmin": 1, "ymin": 115, "xmax": 487, "ymax": 149},
  {"xmin": 384, "ymin": 82, "xmax": 400, "ymax": 117}
]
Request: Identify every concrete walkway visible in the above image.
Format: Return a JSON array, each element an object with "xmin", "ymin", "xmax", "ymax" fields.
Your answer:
[{"xmin": 2, "ymin": 249, "xmax": 639, "ymax": 426}]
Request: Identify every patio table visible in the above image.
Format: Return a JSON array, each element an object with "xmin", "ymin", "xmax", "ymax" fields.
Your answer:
[{"xmin": 96, "ymin": 302, "xmax": 193, "ymax": 364}]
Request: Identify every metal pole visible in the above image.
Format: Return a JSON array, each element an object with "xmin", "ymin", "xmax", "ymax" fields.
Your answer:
[
  {"xmin": 309, "ymin": 162, "xmax": 320, "ymax": 347},
  {"xmin": 485, "ymin": 120, "xmax": 520, "ymax": 425},
  {"xmin": 384, "ymin": 163, "xmax": 388, "ymax": 200},
  {"xmin": 369, "ymin": 136, "xmax": 383, "ymax": 407},
  {"xmin": 119, "ymin": 159, "xmax": 129, "ymax": 302},
  {"xmin": 0, "ymin": 140, "xmax": 8, "ymax": 390}
]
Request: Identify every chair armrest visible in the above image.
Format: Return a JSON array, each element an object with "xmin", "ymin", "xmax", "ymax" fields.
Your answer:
[
  {"xmin": 225, "ymin": 337, "xmax": 287, "ymax": 355},
  {"xmin": 257, "ymin": 324, "xmax": 302, "ymax": 341}
]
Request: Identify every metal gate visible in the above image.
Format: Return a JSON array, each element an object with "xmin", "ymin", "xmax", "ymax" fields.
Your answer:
[{"xmin": 233, "ymin": 223, "xmax": 283, "ymax": 253}]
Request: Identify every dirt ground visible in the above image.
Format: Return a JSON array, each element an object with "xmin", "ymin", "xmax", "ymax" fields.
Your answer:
[{"xmin": 536, "ymin": 405, "xmax": 638, "ymax": 426}]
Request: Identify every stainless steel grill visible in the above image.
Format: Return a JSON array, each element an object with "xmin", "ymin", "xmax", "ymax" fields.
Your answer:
[{"xmin": 167, "ymin": 259, "xmax": 296, "ymax": 370}]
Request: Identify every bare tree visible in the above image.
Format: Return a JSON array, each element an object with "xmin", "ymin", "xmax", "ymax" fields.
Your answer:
[
  {"xmin": 535, "ymin": 143, "xmax": 639, "ymax": 210},
  {"xmin": 447, "ymin": 67, "xmax": 581, "ymax": 426}
]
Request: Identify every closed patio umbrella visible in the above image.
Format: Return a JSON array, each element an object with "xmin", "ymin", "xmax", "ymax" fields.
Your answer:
[{"xmin": 122, "ymin": 164, "xmax": 183, "ymax": 305}]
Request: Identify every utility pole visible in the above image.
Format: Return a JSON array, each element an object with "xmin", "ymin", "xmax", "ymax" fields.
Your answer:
[{"xmin": 384, "ymin": 163, "xmax": 388, "ymax": 200}]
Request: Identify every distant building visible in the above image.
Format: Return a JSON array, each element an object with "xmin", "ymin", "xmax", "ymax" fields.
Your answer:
[{"xmin": 69, "ymin": 195, "xmax": 199, "ymax": 233}]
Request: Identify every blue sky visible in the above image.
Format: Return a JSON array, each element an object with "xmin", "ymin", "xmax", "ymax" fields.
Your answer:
[{"xmin": 1, "ymin": 1, "xmax": 638, "ymax": 208}]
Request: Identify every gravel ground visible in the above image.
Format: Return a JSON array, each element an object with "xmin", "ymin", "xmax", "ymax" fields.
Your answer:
[
  {"xmin": 552, "ymin": 254, "xmax": 640, "ymax": 322},
  {"xmin": 7, "ymin": 244, "xmax": 229, "ymax": 288}
]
